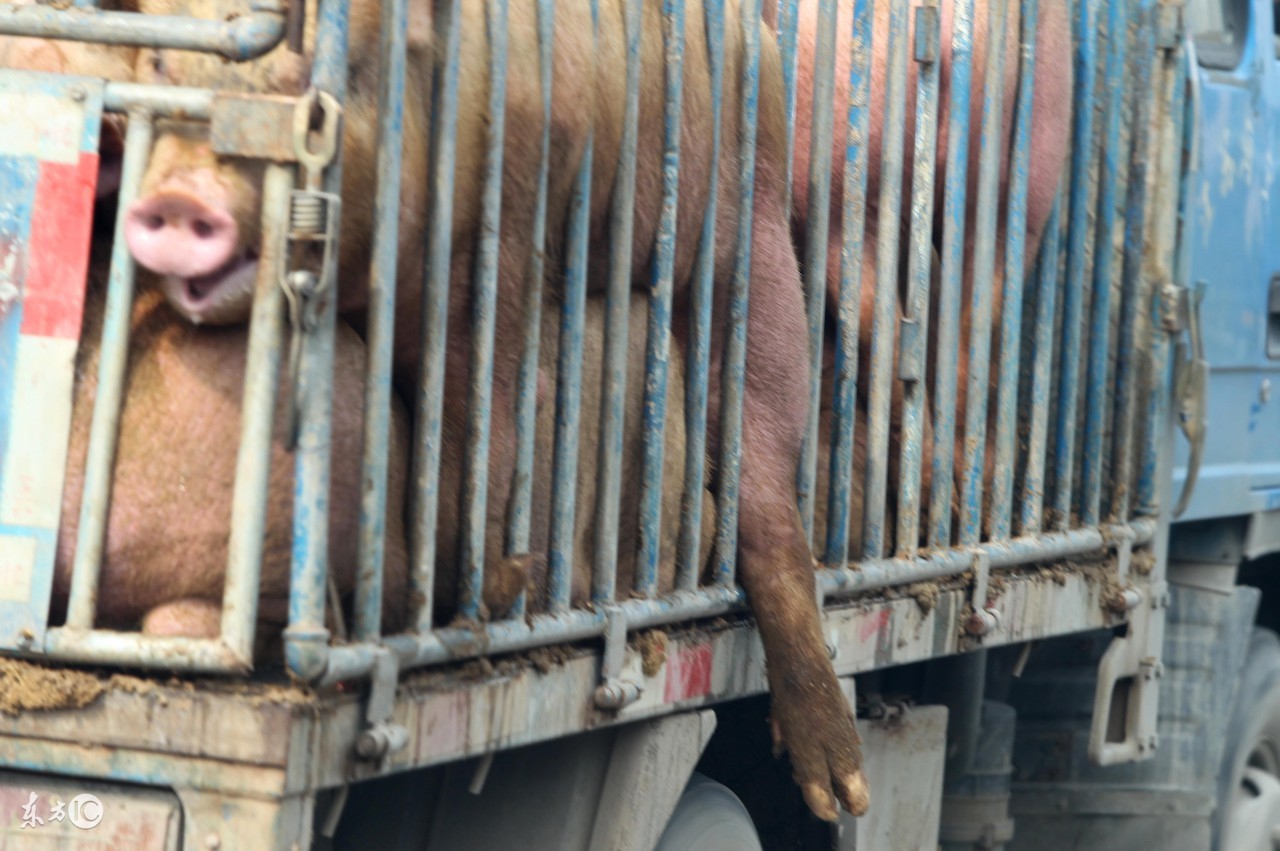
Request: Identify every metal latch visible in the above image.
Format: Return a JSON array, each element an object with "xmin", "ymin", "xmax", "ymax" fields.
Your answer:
[{"xmin": 1167, "ymin": 281, "xmax": 1207, "ymax": 518}]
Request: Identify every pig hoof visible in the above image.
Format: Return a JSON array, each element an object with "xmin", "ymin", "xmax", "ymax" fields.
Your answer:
[
  {"xmin": 770, "ymin": 680, "xmax": 869, "ymax": 821},
  {"xmin": 483, "ymin": 553, "xmax": 534, "ymax": 618},
  {"xmin": 141, "ymin": 599, "xmax": 221, "ymax": 639}
]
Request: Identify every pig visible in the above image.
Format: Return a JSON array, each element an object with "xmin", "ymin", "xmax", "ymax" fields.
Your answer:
[
  {"xmin": 124, "ymin": 0, "xmax": 868, "ymax": 820},
  {"xmin": 515, "ymin": 292, "xmax": 716, "ymax": 611},
  {"xmin": 56, "ymin": 259, "xmax": 410, "ymax": 652},
  {"xmin": 772, "ymin": 0, "xmax": 1073, "ymax": 543}
]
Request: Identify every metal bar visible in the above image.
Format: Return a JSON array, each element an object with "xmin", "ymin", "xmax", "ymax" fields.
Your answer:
[
  {"xmin": 1110, "ymin": 0, "xmax": 1156, "ymax": 522},
  {"xmin": 43, "ymin": 631, "xmax": 249, "ymax": 673},
  {"xmin": 1018, "ymin": 192, "xmax": 1062, "ymax": 533},
  {"xmin": 676, "ymin": 0, "xmax": 725, "ymax": 590},
  {"xmin": 987, "ymin": 0, "xmax": 1039, "ymax": 540},
  {"xmin": 894, "ymin": 0, "xmax": 941, "ymax": 555},
  {"xmin": 594, "ymin": 0, "xmax": 643, "ymax": 605},
  {"xmin": 549, "ymin": 0, "xmax": 599, "ymax": 613},
  {"xmin": 713, "ymin": 0, "xmax": 763, "ymax": 586},
  {"xmin": 823, "ymin": 0, "xmax": 873, "ymax": 567},
  {"xmin": 320, "ymin": 517, "xmax": 1159, "ymax": 683},
  {"xmin": 861, "ymin": 0, "xmax": 909, "ymax": 558},
  {"xmin": 457, "ymin": 0, "xmax": 510, "ymax": 622},
  {"xmin": 1138, "ymin": 40, "xmax": 1190, "ymax": 512},
  {"xmin": 102, "ymin": 83, "xmax": 212, "ymax": 118},
  {"xmin": 957, "ymin": 0, "xmax": 1008, "ymax": 546},
  {"xmin": 0, "ymin": 2, "xmax": 285, "ymax": 62},
  {"xmin": 777, "ymin": 0, "xmax": 801, "ymax": 216},
  {"xmin": 509, "ymin": 0, "xmax": 557, "ymax": 616},
  {"xmin": 64, "ymin": 107, "xmax": 151, "ymax": 631},
  {"xmin": 636, "ymin": 0, "xmax": 686, "ymax": 598},
  {"xmin": 797, "ymin": 0, "xmax": 838, "ymax": 542},
  {"xmin": 284, "ymin": 0, "xmax": 351, "ymax": 682},
  {"xmin": 220, "ymin": 164, "xmax": 292, "ymax": 663},
  {"xmin": 409, "ymin": 0, "xmax": 461, "ymax": 633},
  {"xmin": 1051, "ymin": 0, "xmax": 1098, "ymax": 530},
  {"xmin": 1080, "ymin": 0, "xmax": 1128, "ymax": 525},
  {"xmin": 354, "ymin": 0, "xmax": 408, "ymax": 642},
  {"xmin": 928, "ymin": 0, "xmax": 975, "ymax": 548}
]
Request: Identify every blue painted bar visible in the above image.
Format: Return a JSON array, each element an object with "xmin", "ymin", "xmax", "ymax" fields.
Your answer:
[
  {"xmin": 987, "ymin": 0, "xmax": 1039, "ymax": 541},
  {"xmin": 1080, "ymin": 0, "xmax": 1128, "ymax": 526},
  {"xmin": 1018, "ymin": 191, "xmax": 1062, "ymax": 533},
  {"xmin": 862, "ymin": 0, "xmax": 909, "ymax": 558},
  {"xmin": 508, "ymin": 0, "xmax": 558, "ymax": 619},
  {"xmin": 957, "ymin": 0, "xmax": 1008, "ymax": 546},
  {"xmin": 593, "ymin": 0, "xmax": 642, "ymax": 605},
  {"xmin": 798, "ymin": 0, "xmax": 838, "ymax": 543},
  {"xmin": 677, "ymin": 0, "xmax": 725, "ymax": 590},
  {"xmin": 457, "ymin": 0, "xmax": 510, "ymax": 621},
  {"xmin": 548, "ymin": 0, "xmax": 599, "ymax": 613},
  {"xmin": 823, "ymin": 0, "xmax": 873, "ymax": 567},
  {"xmin": 1051, "ymin": 0, "xmax": 1097, "ymax": 531},
  {"xmin": 285, "ymin": 0, "xmax": 351, "ymax": 682},
  {"xmin": 354, "ymin": 0, "xmax": 408, "ymax": 641},
  {"xmin": 776, "ymin": 0, "xmax": 801, "ymax": 216},
  {"xmin": 1110, "ymin": 0, "xmax": 1155, "ymax": 522},
  {"xmin": 1139, "ymin": 48, "xmax": 1191, "ymax": 512},
  {"xmin": 927, "ymin": 0, "xmax": 975, "ymax": 549},
  {"xmin": 894, "ymin": 0, "xmax": 940, "ymax": 556},
  {"xmin": 636, "ymin": 0, "xmax": 687, "ymax": 597},
  {"xmin": 713, "ymin": 0, "xmax": 763, "ymax": 586},
  {"xmin": 409, "ymin": 0, "xmax": 461, "ymax": 633}
]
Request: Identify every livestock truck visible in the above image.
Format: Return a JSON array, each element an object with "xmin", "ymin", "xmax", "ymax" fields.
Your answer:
[{"xmin": 0, "ymin": 0, "xmax": 1265, "ymax": 847}]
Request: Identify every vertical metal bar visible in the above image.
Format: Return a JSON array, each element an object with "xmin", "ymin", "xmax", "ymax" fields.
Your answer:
[
  {"xmin": 957, "ymin": 0, "xmax": 1008, "ymax": 546},
  {"xmin": 594, "ymin": 0, "xmax": 643, "ymax": 605},
  {"xmin": 676, "ymin": 0, "xmax": 725, "ymax": 590},
  {"xmin": 861, "ymin": 0, "xmax": 909, "ymax": 558},
  {"xmin": 1110, "ymin": 0, "xmax": 1155, "ymax": 522},
  {"xmin": 928, "ymin": 0, "xmax": 974, "ymax": 549},
  {"xmin": 824, "ymin": 0, "xmax": 873, "ymax": 566},
  {"xmin": 222, "ymin": 164, "xmax": 292, "ymax": 660},
  {"xmin": 549, "ymin": 0, "xmax": 598, "ymax": 613},
  {"xmin": 354, "ymin": 0, "xmax": 407, "ymax": 641},
  {"xmin": 894, "ymin": 1, "xmax": 940, "ymax": 555},
  {"xmin": 410, "ymin": 0, "xmax": 461, "ymax": 632},
  {"xmin": 457, "ymin": 0, "xmax": 510, "ymax": 621},
  {"xmin": 1138, "ymin": 43, "xmax": 1189, "ymax": 512},
  {"xmin": 508, "ymin": 0, "xmax": 557, "ymax": 618},
  {"xmin": 65, "ymin": 108, "xmax": 151, "ymax": 631},
  {"xmin": 1051, "ymin": 0, "xmax": 1097, "ymax": 530},
  {"xmin": 713, "ymin": 0, "xmax": 762, "ymax": 586},
  {"xmin": 776, "ymin": 0, "xmax": 801, "ymax": 217},
  {"xmin": 636, "ymin": 0, "xmax": 686, "ymax": 598},
  {"xmin": 1080, "ymin": 0, "xmax": 1128, "ymax": 526},
  {"xmin": 287, "ymin": 0, "xmax": 350, "ymax": 675},
  {"xmin": 797, "ymin": 0, "xmax": 838, "ymax": 542},
  {"xmin": 987, "ymin": 0, "xmax": 1038, "ymax": 541},
  {"xmin": 1018, "ymin": 191, "xmax": 1062, "ymax": 533}
]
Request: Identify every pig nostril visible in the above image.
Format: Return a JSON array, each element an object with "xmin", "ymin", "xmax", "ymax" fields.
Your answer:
[
  {"xmin": 192, "ymin": 219, "xmax": 215, "ymax": 239},
  {"xmin": 145, "ymin": 214, "xmax": 164, "ymax": 231}
]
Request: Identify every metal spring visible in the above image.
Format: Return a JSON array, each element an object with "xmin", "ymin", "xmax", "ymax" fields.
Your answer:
[{"xmin": 291, "ymin": 192, "xmax": 327, "ymax": 235}]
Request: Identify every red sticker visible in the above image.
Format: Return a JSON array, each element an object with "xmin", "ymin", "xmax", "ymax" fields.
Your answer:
[
  {"xmin": 20, "ymin": 152, "xmax": 97, "ymax": 339},
  {"xmin": 664, "ymin": 643, "xmax": 713, "ymax": 703}
]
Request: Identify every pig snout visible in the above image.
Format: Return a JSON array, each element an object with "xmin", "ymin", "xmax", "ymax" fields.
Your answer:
[{"xmin": 125, "ymin": 188, "xmax": 257, "ymax": 324}]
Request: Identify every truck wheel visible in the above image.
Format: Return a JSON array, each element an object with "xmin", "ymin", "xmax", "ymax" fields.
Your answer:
[
  {"xmin": 1217, "ymin": 628, "xmax": 1280, "ymax": 851},
  {"xmin": 653, "ymin": 773, "xmax": 762, "ymax": 851}
]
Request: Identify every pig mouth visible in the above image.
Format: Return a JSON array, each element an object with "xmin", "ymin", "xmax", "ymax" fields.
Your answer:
[{"xmin": 169, "ymin": 250, "xmax": 260, "ymax": 315}]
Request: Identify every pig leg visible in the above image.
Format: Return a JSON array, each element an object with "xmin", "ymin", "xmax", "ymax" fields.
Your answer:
[
  {"xmin": 141, "ymin": 598, "xmax": 221, "ymax": 638},
  {"xmin": 724, "ymin": 179, "xmax": 870, "ymax": 822}
]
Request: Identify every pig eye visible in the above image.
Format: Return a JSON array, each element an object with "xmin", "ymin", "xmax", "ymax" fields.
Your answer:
[{"xmin": 149, "ymin": 51, "xmax": 166, "ymax": 79}]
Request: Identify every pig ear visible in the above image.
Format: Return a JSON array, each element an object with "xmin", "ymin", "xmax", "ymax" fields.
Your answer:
[{"xmin": 407, "ymin": 1, "xmax": 433, "ymax": 51}]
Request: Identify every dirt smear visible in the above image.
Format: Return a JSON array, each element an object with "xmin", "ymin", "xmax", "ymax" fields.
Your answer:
[
  {"xmin": 635, "ymin": 630, "xmax": 669, "ymax": 677},
  {"xmin": 0, "ymin": 658, "xmax": 104, "ymax": 716}
]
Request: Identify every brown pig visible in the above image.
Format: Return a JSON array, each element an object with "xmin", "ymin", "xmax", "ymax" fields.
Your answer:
[
  {"xmin": 55, "ymin": 266, "xmax": 410, "ymax": 649},
  {"xmin": 124, "ymin": 0, "xmax": 867, "ymax": 820},
  {"xmin": 772, "ymin": 0, "xmax": 1072, "ymax": 543}
]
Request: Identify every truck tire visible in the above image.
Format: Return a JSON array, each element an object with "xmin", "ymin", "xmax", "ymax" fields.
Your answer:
[
  {"xmin": 653, "ymin": 773, "xmax": 762, "ymax": 851},
  {"xmin": 1215, "ymin": 628, "xmax": 1280, "ymax": 851}
]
